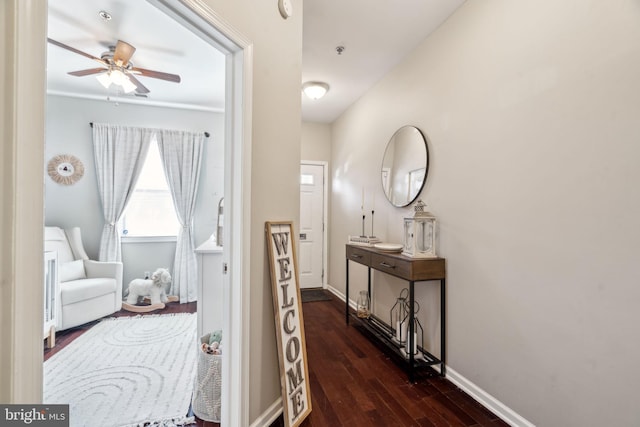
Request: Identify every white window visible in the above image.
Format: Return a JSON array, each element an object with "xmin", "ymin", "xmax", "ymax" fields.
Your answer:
[
  {"xmin": 300, "ymin": 173, "xmax": 314, "ymax": 185},
  {"xmin": 122, "ymin": 139, "xmax": 180, "ymax": 238}
]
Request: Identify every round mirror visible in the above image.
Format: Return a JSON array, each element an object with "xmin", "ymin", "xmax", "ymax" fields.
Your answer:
[{"xmin": 381, "ymin": 126, "xmax": 429, "ymax": 207}]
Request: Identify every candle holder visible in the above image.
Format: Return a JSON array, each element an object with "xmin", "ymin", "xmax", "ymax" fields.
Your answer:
[
  {"xmin": 356, "ymin": 290, "xmax": 371, "ymax": 318},
  {"xmin": 400, "ymin": 301, "xmax": 424, "ymax": 359},
  {"xmin": 369, "ymin": 210, "xmax": 376, "ymax": 238},
  {"xmin": 389, "ymin": 288, "xmax": 408, "ymax": 343},
  {"xmin": 349, "ymin": 209, "xmax": 380, "ymax": 245}
]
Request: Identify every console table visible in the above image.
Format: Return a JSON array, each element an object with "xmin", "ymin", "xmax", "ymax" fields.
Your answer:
[{"xmin": 345, "ymin": 244, "xmax": 446, "ymax": 381}]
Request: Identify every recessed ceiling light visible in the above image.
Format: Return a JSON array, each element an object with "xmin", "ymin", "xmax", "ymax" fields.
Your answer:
[{"xmin": 98, "ymin": 10, "xmax": 112, "ymax": 21}]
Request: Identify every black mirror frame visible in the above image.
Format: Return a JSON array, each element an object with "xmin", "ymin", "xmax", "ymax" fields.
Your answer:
[{"xmin": 380, "ymin": 125, "xmax": 429, "ymax": 208}]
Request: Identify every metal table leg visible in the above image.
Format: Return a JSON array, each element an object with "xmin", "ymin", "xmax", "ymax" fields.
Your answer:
[
  {"xmin": 441, "ymin": 278, "xmax": 446, "ymax": 377},
  {"xmin": 345, "ymin": 258, "xmax": 350, "ymax": 324},
  {"xmin": 409, "ymin": 280, "xmax": 415, "ymax": 382}
]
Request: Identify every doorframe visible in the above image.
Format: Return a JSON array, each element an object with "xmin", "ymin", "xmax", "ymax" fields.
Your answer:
[
  {"xmin": 1, "ymin": 0, "xmax": 47, "ymax": 403},
  {"xmin": 4, "ymin": 1, "xmax": 254, "ymax": 424},
  {"xmin": 149, "ymin": 2, "xmax": 253, "ymax": 424},
  {"xmin": 300, "ymin": 160, "xmax": 329, "ymax": 289}
]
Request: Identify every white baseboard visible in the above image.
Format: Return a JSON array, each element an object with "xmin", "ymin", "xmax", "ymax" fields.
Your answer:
[
  {"xmin": 250, "ymin": 397, "xmax": 282, "ymax": 427},
  {"xmin": 326, "ymin": 284, "xmax": 533, "ymax": 427},
  {"xmin": 446, "ymin": 367, "xmax": 535, "ymax": 427},
  {"xmin": 326, "ymin": 284, "xmax": 356, "ymax": 310}
]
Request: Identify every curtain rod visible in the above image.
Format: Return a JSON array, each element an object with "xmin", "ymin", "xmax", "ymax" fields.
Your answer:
[{"xmin": 89, "ymin": 122, "xmax": 209, "ymax": 138}]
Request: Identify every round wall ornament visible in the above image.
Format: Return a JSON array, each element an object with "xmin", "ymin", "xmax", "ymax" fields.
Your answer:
[{"xmin": 47, "ymin": 154, "xmax": 84, "ymax": 185}]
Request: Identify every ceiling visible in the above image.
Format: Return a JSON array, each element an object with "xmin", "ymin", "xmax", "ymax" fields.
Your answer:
[
  {"xmin": 47, "ymin": 0, "xmax": 226, "ymax": 111},
  {"xmin": 47, "ymin": 0, "xmax": 465, "ymax": 122}
]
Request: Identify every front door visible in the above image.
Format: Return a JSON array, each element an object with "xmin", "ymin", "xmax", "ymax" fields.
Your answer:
[{"xmin": 299, "ymin": 163, "xmax": 324, "ymax": 289}]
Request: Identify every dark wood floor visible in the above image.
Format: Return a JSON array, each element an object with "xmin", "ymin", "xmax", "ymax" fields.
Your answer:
[
  {"xmin": 276, "ymin": 293, "xmax": 509, "ymax": 427},
  {"xmin": 45, "ymin": 295, "xmax": 507, "ymax": 426}
]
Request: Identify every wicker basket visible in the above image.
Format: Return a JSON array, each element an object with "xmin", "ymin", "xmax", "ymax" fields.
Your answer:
[{"xmin": 191, "ymin": 334, "xmax": 222, "ymax": 422}]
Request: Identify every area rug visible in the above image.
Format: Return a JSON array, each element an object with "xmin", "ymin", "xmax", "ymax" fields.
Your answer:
[
  {"xmin": 44, "ymin": 313, "xmax": 197, "ymax": 427},
  {"xmin": 301, "ymin": 289, "xmax": 332, "ymax": 303}
]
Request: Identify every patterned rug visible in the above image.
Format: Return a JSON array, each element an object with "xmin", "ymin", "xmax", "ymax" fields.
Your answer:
[{"xmin": 44, "ymin": 313, "xmax": 197, "ymax": 427}]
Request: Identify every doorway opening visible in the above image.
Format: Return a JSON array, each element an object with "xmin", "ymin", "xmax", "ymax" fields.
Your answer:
[{"xmin": 40, "ymin": 0, "xmax": 253, "ymax": 424}]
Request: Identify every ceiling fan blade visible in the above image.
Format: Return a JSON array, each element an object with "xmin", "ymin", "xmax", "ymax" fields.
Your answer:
[
  {"xmin": 47, "ymin": 38, "xmax": 106, "ymax": 66},
  {"xmin": 113, "ymin": 40, "xmax": 136, "ymax": 66},
  {"xmin": 68, "ymin": 67, "xmax": 107, "ymax": 77},
  {"xmin": 131, "ymin": 67, "xmax": 181, "ymax": 83},
  {"xmin": 127, "ymin": 74, "xmax": 150, "ymax": 94}
]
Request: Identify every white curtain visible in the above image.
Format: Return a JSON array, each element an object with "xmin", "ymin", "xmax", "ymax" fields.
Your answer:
[
  {"xmin": 92, "ymin": 123, "xmax": 153, "ymax": 262},
  {"xmin": 157, "ymin": 129, "xmax": 204, "ymax": 303}
]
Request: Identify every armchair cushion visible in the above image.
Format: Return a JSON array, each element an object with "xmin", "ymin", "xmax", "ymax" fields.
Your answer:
[
  {"xmin": 60, "ymin": 278, "xmax": 118, "ymax": 306},
  {"xmin": 59, "ymin": 260, "xmax": 86, "ymax": 282},
  {"xmin": 84, "ymin": 259, "xmax": 122, "ymax": 281}
]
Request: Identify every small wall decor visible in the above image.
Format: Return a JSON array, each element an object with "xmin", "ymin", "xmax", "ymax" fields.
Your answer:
[
  {"xmin": 47, "ymin": 154, "xmax": 84, "ymax": 185},
  {"xmin": 265, "ymin": 221, "xmax": 312, "ymax": 427}
]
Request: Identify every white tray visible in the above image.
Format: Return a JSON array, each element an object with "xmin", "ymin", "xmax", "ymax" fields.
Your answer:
[{"xmin": 374, "ymin": 243, "xmax": 403, "ymax": 253}]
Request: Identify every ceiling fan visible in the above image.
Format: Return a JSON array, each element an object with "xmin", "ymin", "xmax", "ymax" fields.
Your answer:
[{"xmin": 47, "ymin": 38, "xmax": 181, "ymax": 95}]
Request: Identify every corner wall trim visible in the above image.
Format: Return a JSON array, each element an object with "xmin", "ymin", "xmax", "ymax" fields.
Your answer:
[
  {"xmin": 250, "ymin": 397, "xmax": 282, "ymax": 427},
  {"xmin": 441, "ymin": 368, "xmax": 535, "ymax": 426},
  {"xmin": 326, "ymin": 284, "xmax": 356, "ymax": 310}
]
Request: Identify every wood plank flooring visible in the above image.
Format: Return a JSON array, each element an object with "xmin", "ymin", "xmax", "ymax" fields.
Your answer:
[
  {"xmin": 271, "ymin": 292, "xmax": 509, "ymax": 427},
  {"xmin": 44, "ymin": 294, "xmax": 508, "ymax": 426}
]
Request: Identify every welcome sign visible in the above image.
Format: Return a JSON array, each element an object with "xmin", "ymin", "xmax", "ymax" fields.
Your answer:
[{"xmin": 265, "ymin": 221, "xmax": 312, "ymax": 427}]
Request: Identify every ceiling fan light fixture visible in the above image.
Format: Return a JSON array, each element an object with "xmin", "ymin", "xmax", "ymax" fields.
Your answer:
[
  {"xmin": 47, "ymin": 38, "xmax": 180, "ymax": 97},
  {"xmin": 109, "ymin": 69, "xmax": 127, "ymax": 85},
  {"xmin": 121, "ymin": 77, "xmax": 137, "ymax": 94},
  {"xmin": 96, "ymin": 73, "xmax": 112, "ymax": 89},
  {"xmin": 302, "ymin": 81, "xmax": 329, "ymax": 100},
  {"xmin": 96, "ymin": 69, "xmax": 137, "ymax": 93}
]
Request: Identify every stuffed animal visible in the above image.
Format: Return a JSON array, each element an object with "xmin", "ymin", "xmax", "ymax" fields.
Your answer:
[
  {"xmin": 201, "ymin": 341, "xmax": 222, "ymax": 355},
  {"xmin": 209, "ymin": 330, "xmax": 222, "ymax": 345},
  {"xmin": 125, "ymin": 267, "xmax": 171, "ymax": 305},
  {"xmin": 201, "ymin": 329, "xmax": 223, "ymax": 355}
]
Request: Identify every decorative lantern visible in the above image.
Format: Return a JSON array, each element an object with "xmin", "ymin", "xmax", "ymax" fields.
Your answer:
[
  {"xmin": 402, "ymin": 199, "xmax": 437, "ymax": 258},
  {"xmin": 401, "ymin": 301, "xmax": 424, "ymax": 359},
  {"xmin": 389, "ymin": 288, "xmax": 409, "ymax": 343}
]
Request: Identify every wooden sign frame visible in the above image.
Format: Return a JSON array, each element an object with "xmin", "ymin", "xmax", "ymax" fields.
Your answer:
[{"xmin": 265, "ymin": 221, "xmax": 312, "ymax": 427}]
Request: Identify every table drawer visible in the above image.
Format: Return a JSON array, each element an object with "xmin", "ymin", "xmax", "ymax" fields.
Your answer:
[
  {"xmin": 370, "ymin": 253, "xmax": 411, "ymax": 280},
  {"xmin": 346, "ymin": 245, "xmax": 371, "ymax": 265}
]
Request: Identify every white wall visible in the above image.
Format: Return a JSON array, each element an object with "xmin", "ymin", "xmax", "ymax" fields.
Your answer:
[
  {"xmin": 203, "ymin": 0, "xmax": 303, "ymax": 422},
  {"xmin": 301, "ymin": 121, "xmax": 331, "ymax": 162},
  {"xmin": 329, "ymin": 1, "xmax": 640, "ymax": 426},
  {"xmin": 45, "ymin": 95, "xmax": 224, "ymax": 286}
]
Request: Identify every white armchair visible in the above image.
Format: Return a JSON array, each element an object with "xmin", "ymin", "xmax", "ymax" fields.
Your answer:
[{"xmin": 44, "ymin": 226, "xmax": 123, "ymax": 330}]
